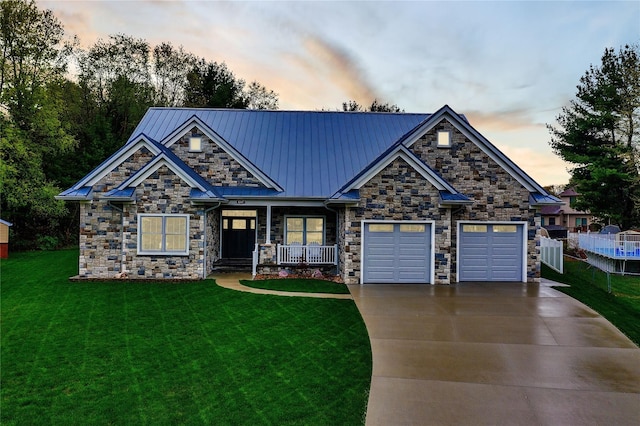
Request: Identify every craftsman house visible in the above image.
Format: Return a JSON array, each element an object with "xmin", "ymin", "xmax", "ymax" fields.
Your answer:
[{"xmin": 58, "ymin": 105, "xmax": 561, "ymax": 284}]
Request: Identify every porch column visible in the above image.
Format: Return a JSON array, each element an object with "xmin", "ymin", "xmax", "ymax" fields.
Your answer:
[{"xmin": 266, "ymin": 204, "xmax": 272, "ymax": 244}]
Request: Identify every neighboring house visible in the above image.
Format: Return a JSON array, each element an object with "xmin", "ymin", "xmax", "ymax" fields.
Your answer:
[
  {"xmin": 541, "ymin": 188, "xmax": 594, "ymax": 233},
  {"xmin": 57, "ymin": 105, "xmax": 561, "ymax": 284}
]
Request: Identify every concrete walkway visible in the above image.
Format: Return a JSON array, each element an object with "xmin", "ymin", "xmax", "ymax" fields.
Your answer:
[
  {"xmin": 212, "ymin": 274, "xmax": 640, "ymax": 425},
  {"xmin": 213, "ymin": 273, "xmax": 352, "ymax": 299}
]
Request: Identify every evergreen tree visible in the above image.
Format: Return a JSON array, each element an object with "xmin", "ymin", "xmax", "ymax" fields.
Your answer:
[{"xmin": 548, "ymin": 44, "xmax": 640, "ymax": 229}]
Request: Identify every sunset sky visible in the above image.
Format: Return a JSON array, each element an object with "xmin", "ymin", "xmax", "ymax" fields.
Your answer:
[{"xmin": 38, "ymin": 0, "xmax": 640, "ymax": 186}]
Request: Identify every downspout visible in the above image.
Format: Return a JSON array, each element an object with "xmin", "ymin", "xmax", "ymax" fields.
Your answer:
[{"xmin": 202, "ymin": 202, "xmax": 222, "ymax": 279}]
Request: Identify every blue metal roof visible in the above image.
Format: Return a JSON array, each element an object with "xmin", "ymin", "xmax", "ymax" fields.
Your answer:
[
  {"xmin": 129, "ymin": 108, "xmax": 431, "ymax": 198},
  {"xmin": 529, "ymin": 192, "xmax": 562, "ymax": 206}
]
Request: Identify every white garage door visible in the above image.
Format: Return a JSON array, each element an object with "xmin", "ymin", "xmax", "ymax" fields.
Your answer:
[
  {"xmin": 363, "ymin": 222, "xmax": 432, "ymax": 283},
  {"xmin": 459, "ymin": 223, "xmax": 525, "ymax": 282}
]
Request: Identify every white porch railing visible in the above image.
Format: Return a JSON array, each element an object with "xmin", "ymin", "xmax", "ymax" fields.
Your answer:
[
  {"xmin": 277, "ymin": 244, "xmax": 338, "ymax": 265},
  {"xmin": 540, "ymin": 236, "xmax": 563, "ymax": 273}
]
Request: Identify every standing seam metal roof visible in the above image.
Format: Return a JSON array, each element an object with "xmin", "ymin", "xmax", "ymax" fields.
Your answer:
[{"xmin": 128, "ymin": 108, "xmax": 431, "ymax": 198}]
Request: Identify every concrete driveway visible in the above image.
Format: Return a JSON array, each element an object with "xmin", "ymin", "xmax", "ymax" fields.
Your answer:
[{"xmin": 348, "ymin": 279, "xmax": 640, "ymax": 425}]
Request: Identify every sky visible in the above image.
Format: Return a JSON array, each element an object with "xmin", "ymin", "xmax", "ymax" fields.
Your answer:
[{"xmin": 39, "ymin": 0, "xmax": 640, "ymax": 187}]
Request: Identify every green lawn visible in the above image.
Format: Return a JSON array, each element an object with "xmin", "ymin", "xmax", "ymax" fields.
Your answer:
[
  {"xmin": 241, "ymin": 279, "xmax": 351, "ymax": 294},
  {"xmin": 542, "ymin": 259, "xmax": 640, "ymax": 346},
  {"xmin": 1, "ymin": 250, "xmax": 372, "ymax": 425}
]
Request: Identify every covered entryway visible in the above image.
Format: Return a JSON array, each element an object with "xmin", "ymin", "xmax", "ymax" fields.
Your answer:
[
  {"xmin": 362, "ymin": 222, "xmax": 432, "ymax": 284},
  {"xmin": 458, "ymin": 222, "xmax": 525, "ymax": 281},
  {"xmin": 221, "ymin": 210, "xmax": 256, "ymax": 259}
]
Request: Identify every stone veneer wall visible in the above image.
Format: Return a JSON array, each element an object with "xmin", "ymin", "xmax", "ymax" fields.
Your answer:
[
  {"xmin": 172, "ymin": 127, "xmax": 264, "ymax": 187},
  {"xmin": 205, "ymin": 208, "xmax": 220, "ymax": 276},
  {"xmin": 342, "ymin": 158, "xmax": 451, "ymax": 285},
  {"xmin": 79, "ymin": 147, "xmax": 155, "ymax": 277},
  {"xmin": 81, "ymin": 164, "xmax": 205, "ymax": 279},
  {"xmin": 410, "ymin": 119, "xmax": 541, "ymax": 282},
  {"xmin": 79, "ymin": 202, "xmax": 123, "ymax": 277}
]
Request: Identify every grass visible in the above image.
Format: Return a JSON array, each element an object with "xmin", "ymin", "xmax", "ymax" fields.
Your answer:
[
  {"xmin": 1, "ymin": 250, "xmax": 372, "ymax": 425},
  {"xmin": 542, "ymin": 259, "xmax": 640, "ymax": 346},
  {"xmin": 241, "ymin": 278, "xmax": 351, "ymax": 294}
]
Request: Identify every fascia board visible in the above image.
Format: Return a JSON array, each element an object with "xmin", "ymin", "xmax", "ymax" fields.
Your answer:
[
  {"xmin": 161, "ymin": 115, "xmax": 284, "ymax": 192},
  {"xmin": 80, "ymin": 136, "xmax": 161, "ymax": 188},
  {"xmin": 344, "ymin": 147, "xmax": 449, "ymax": 192},
  {"xmin": 402, "ymin": 106, "xmax": 546, "ymax": 194}
]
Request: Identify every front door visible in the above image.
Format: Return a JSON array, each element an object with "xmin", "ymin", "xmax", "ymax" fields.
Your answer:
[{"xmin": 222, "ymin": 212, "xmax": 256, "ymax": 259}]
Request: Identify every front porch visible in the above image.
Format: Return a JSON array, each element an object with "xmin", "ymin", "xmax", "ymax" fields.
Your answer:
[{"xmin": 210, "ymin": 205, "xmax": 342, "ymax": 279}]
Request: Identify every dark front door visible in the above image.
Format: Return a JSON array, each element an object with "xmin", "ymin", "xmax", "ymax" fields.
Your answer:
[{"xmin": 222, "ymin": 217, "xmax": 256, "ymax": 259}]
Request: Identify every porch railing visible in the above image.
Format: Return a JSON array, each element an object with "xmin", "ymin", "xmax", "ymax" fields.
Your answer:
[{"xmin": 277, "ymin": 244, "xmax": 338, "ymax": 265}]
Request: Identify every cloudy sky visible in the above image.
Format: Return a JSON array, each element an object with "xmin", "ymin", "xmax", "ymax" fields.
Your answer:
[{"xmin": 39, "ymin": 0, "xmax": 640, "ymax": 186}]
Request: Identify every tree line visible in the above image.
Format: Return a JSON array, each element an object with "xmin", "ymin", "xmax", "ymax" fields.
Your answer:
[
  {"xmin": 2, "ymin": 0, "xmax": 639, "ymax": 250},
  {"xmin": 0, "ymin": 0, "xmax": 281, "ymax": 249}
]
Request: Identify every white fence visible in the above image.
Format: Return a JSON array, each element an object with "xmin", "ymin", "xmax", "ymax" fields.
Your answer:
[
  {"xmin": 277, "ymin": 244, "xmax": 338, "ymax": 265},
  {"xmin": 540, "ymin": 236, "xmax": 563, "ymax": 273},
  {"xmin": 576, "ymin": 232, "xmax": 640, "ymax": 259}
]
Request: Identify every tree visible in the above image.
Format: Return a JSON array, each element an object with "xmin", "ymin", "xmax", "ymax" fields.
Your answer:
[
  {"xmin": 245, "ymin": 81, "xmax": 278, "ymax": 110},
  {"xmin": 342, "ymin": 99, "xmax": 403, "ymax": 112},
  {"xmin": 75, "ymin": 34, "xmax": 155, "ymax": 166},
  {"xmin": 184, "ymin": 59, "xmax": 279, "ymax": 110},
  {"xmin": 548, "ymin": 44, "xmax": 640, "ymax": 229},
  {"xmin": 152, "ymin": 42, "xmax": 195, "ymax": 107},
  {"xmin": 184, "ymin": 59, "xmax": 248, "ymax": 108},
  {"xmin": 0, "ymin": 0, "xmax": 76, "ymax": 249}
]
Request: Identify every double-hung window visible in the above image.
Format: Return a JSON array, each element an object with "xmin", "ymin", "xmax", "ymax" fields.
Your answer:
[
  {"xmin": 138, "ymin": 214, "xmax": 189, "ymax": 255},
  {"xmin": 285, "ymin": 217, "xmax": 324, "ymax": 245}
]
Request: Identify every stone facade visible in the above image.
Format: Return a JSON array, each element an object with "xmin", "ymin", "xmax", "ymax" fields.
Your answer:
[
  {"xmin": 74, "ymin": 113, "xmax": 545, "ymax": 283},
  {"xmin": 172, "ymin": 127, "xmax": 264, "ymax": 187},
  {"xmin": 409, "ymin": 119, "xmax": 540, "ymax": 282},
  {"xmin": 340, "ymin": 157, "xmax": 451, "ymax": 284}
]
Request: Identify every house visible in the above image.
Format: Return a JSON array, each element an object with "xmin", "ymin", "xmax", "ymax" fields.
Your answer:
[
  {"xmin": 0, "ymin": 219, "xmax": 12, "ymax": 259},
  {"xmin": 57, "ymin": 105, "xmax": 561, "ymax": 284},
  {"xmin": 540, "ymin": 188, "xmax": 594, "ymax": 234}
]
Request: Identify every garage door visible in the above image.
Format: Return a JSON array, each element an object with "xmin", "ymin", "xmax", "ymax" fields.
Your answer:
[
  {"xmin": 363, "ymin": 223, "xmax": 431, "ymax": 283},
  {"xmin": 459, "ymin": 223, "xmax": 524, "ymax": 281}
]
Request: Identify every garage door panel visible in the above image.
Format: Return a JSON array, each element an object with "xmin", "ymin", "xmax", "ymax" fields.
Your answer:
[
  {"xmin": 364, "ymin": 223, "xmax": 431, "ymax": 284},
  {"xmin": 459, "ymin": 223, "xmax": 524, "ymax": 282}
]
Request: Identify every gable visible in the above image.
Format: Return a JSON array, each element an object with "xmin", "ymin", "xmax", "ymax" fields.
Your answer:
[
  {"xmin": 169, "ymin": 126, "xmax": 266, "ymax": 188},
  {"xmin": 358, "ymin": 157, "xmax": 445, "ymax": 214},
  {"xmin": 91, "ymin": 145, "xmax": 155, "ymax": 193},
  {"xmin": 403, "ymin": 106, "xmax": 549, "ymax": 195},
  {"xmin": 158, "ymin": 117, "xmax": 282, "ymax": 191}
]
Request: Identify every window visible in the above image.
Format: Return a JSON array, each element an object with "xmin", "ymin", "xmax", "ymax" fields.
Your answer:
[
  {"xmin": 286, "ymin": 217, "xmax": 324, "ymax": 245},
  {"xmin": 576, "ymin": 218, "xmax": 587, "ymax": 226},
  {"xmin": 437, "ymin": 131, "xmax": 451, "ymax": 147},
  {"xmin": 493, "ymin": 225, "xmax": 517, "ymax": 233},
  {"xmin": 138, "ymin": 214, "xmax": 189, "ymax": 255},
  {"xmin": 222, "ymin": 210, "xmax": 257, "ymax": 217},
  {"xmin": 369, "ymin": 224, "xmax": 394, "ymax": 232},
  {"xmin": 549, "ymin": 217, "xmax": 556, "ymax": 226},
  {"xmin": 400, "ymin": 224, "xmax": 425, "ymax": 232},
  {"xmin": 462, "ymin": 224, "xmax": 487, "ymax": 233},
  {"xmin": 189, "ymin": 136, "xmax": 202, "ymax": 152}
]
